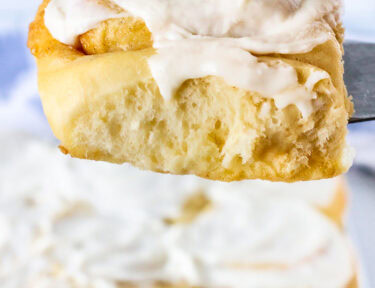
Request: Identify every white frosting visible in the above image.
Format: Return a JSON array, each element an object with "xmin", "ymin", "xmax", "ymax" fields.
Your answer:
[
  {"xmin": 0, "ymin": 134, "xmax": 354, "ymax": 288},
  {"xmin": 44, "ymin": 0, "xmax": 126, "ymax": 45},
  {"xmin": 172, "ymin": 200, "xmax": 353, "ymax": 288},
  {"xmin": 44, "ymin": 0, "xmax": 340, "ymax": 118}
]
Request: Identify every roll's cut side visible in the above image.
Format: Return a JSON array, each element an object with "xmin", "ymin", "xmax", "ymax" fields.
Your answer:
[{"xmin": 28, "ymin": 0, "xmax": 353, "ymax": 182}]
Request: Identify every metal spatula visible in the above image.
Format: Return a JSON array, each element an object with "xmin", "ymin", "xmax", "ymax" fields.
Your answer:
[{"xmin": 344, "ymin": 42, "xmax": 375, "ymax": 123}]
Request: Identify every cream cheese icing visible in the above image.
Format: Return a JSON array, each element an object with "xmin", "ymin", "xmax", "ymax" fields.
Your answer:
[
  {"xmin": 44, "ymin": 0, "xmax": 340, "ymax": 118},
  {"xmin": 171, "ymin": 200, "xmax": 353, "ymax": 288},
  {"xmin": 44, "ymin": 0, "xmax": 127, "ymax": 45},
  {"xmin": 0, "ymin": 134, "xmax": 354, "ymax": 288}
]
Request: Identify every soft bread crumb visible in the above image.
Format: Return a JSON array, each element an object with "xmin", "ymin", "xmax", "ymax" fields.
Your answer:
[{"xmin": 28, "ymin": 0, "xmax": 352, "ymax": 182}]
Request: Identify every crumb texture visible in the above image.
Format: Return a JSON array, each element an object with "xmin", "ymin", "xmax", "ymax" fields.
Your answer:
[{"xmin": 28, "ymin": 0, "xmax": 352, "ymax": 182}]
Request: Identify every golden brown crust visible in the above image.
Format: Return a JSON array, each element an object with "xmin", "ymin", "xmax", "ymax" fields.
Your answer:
[
  {"xmin": 28, "ymin": 0, "xmax": 83, "ymax": 60},
  {"xmin": 28, "ymin": 0, "xmax": 352, "ymax": 182},
  {"xmin": 80, "ymin": 17, "xmax": 152, "ymax": 54},
  {"xmin": 348, "ymin": 276, "xmax": 359, "ymax": 288},
  {"xmin": 37, "ymin": 54, "xmax": 350, "ymax": 181},
  {"xmin": 320, "ymin": 177, "xmax": 348, "ymax": 227}
]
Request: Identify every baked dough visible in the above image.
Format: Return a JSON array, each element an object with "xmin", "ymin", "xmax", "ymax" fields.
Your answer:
[
  {"xmin": 320, "ymin": 177, "xmax": 348, "ymax": 226},
  {"xmin": 28, "ymin": 0, "xmax": 353, "ymax": 182}
]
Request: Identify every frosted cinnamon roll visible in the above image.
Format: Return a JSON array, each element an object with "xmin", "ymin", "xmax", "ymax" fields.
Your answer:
[
  {"xmin": 28, "ymin": 0, "xmax": 353, "ymax": 182},
  {"xmin": 0, "ymin": 134, "xmax": 358, "ymax": 288}
]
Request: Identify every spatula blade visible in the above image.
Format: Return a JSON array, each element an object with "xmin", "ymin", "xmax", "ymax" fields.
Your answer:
[{"xmin": 344, "ymin": 42, "xmax": 375, "ymax": 123}]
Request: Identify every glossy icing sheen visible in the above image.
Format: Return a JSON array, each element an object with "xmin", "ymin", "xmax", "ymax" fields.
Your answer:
[
  {"xmin": 0, "ymin": 135, "xmax": 354, "ymax": 288},
  {"xmin": 44, "ymin": 0, "xmax": 341, "ymax": 118}
]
